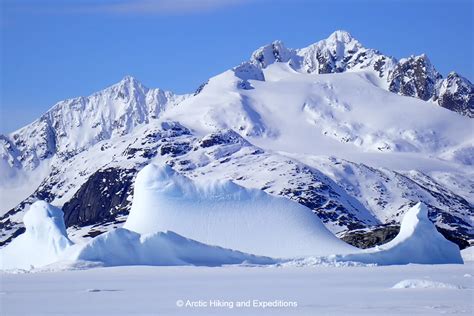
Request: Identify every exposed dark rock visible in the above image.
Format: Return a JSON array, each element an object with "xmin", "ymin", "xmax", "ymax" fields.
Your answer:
[
  {"xmin": 159, "ymin": 121, "xmax": 192, "ymax": 137},
  {"xmin": 436, "ymin": 227, "xmax": 471, "ymax": 250},
  {"xmin": 316, "ymin": 50, "xmax": 336, "ymax": 74},
  {"xmin": 160, "ymin": 142, "xmax": 191, "ymax": 157},
  {"xmin": 62, "ymin": 168, "xmax": 136, "ymax": 227},
  {"xmin": 194, "ymin": 81, "xmax": 208, "ymax": 96},
  {"xmin": 340, "ymin": 224, "xmax": 470, "ymax": 250},
  {"xmin": 340, "ymin": 225, "xmax": 400, "ymax": 248},
  {"xmin": 83, "ymin": 230, "xmax": 106, "ymax": 238},
  {"xmin": 237, "ymin": 80, "xmax": 254, "ymax": 90},
  {"xmin": 435, "ymin": 72, "xmax": 474, "ymax": 117},
  {"xmin": 276, "ymin": 166, "xmax": 372, "ymax": 230},
  {"xmin": 199, "ymin": 129, "xmax": 249, "ymax": 148},
  {"xmin": 0, "ymin": 226, "xmax": 26, "ymax": 247},
  {"xmin": 251, "ymin": 41, "xmax": 291, "ymax": 68},
  {"xmin": 388, "ymin": 54, "xmax": 441, "ymax": 101}
]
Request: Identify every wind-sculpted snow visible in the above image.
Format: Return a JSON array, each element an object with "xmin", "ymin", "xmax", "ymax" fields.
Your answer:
[
  {"xmin": 171, "ymin": 62, "xmax": 472, "ymax": 157},
  {"xmin": 124, "ymin": 164, "xmax": 357, "ymax": 257},
  {"xmin": 461, "ymin": 246, "xmax": 474, "ymax": 262},
  {"xmin": 0, "ymin": 201, "xmax": 73, "ymax": 270},
  {"xmin": 73, "ymin": 228, "xmax": 275, "ymax": 267},
  {"xmin": 338, "ymin": 203, "xmax": 463, "ymax": 265},
  {"xmin": 391, "ymin": 279, "xmax": 464, "ymax": 289}
]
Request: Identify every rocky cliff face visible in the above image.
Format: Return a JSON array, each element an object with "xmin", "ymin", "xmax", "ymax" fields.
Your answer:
[
  {"xmin": 435, "ymin": 72, "xmax": 474, "ymax": 117},
  {"xmin": 62, "ymin": 168, "xmax": 135, "ymax": 227},
  {"xmin": 388, "ymin": 54, "xmax": 442, "ymax": 101}
]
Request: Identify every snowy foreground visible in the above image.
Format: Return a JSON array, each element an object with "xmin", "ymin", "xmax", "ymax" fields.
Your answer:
[{"xmin": 1, "ymin": 263, "xmax": 473, "ymax": 316}]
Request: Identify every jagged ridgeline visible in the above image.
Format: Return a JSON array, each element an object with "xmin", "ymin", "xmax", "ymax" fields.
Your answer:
[{"xmin": 1, "ymin": 31, "xmax": 473, "ymax": 249}]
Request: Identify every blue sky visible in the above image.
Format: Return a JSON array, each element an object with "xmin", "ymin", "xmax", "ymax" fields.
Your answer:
[{"xmin": 1, "ymin": 0, "xmax": 473, "ymax": 133}]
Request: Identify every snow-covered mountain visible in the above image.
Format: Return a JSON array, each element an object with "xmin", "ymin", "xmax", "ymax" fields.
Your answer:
[
  {"xmin": 0, "ymin": 76, "xmax": 187, "ymax": 171},
  {"xmin": 235, "ymin": 30, "xmax": 473, "ymax": 117},
  {"xmin": 1, "ymin": 30, "xmax": 473, "ymax": 250}
]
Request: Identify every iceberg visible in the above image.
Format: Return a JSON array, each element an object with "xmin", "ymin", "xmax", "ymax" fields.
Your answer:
[
  {"xmin": 123, "ymin": 164, "xmax": 356, "ymax": 257},
  {"xmin": 73, "ymin": 228, "xmax": 275, "ymax": 267},
  {"xmin": 0, "ymin": 201, "xmax": 73, "ymax": 270},
  {"xmin": 338, "ymin": 203, "xmax": 463, "ymax": 265}
]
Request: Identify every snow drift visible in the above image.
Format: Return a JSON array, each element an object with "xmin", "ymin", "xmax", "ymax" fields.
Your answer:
[
  {"xmin": 72, "ymin": 228, "xmax": 274, "ymax": 267},
  {"xmin": 461, "ymin": 246, "xmax": 474, "ymax": 262},
  {"xmin": 123, "ymin": 163, "xmax": 357, "ymax": 257},
  {"xmin": 0, "ymin": 201, "xmax": 73, "ymax": 270},
  {"xmin": 338, "ymin": 202, "xmax": 463, "ymax": 265},
  {"xmin": 391, "ymin": 279, "xmax": 464, "ymax": 289}
]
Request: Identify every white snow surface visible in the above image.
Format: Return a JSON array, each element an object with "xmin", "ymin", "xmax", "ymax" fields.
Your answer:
[
  {"xmin": 0, "ymin": 201, "xmax": 73, "ymax": 269},
  {"xmin": 72, "ymin": 228, "xmax": 275, "ymax": 267},
  {"xmin": 392, "ymin": 279, "xmax": 464, "ymax": 289},
  {"xmin": 461, "ymin": 246, "xmax": 474, "ymax": 262},
  {"xmin": 164, "ymin": 62, "xmax": 473, "ymax": 160},
  {"xmin": 339, "ymin": 203, "xmax": 463, "ymax": 265},
  {"xmin": 1, "ymin": 263, "xmax": 473, "ymax": 316},
  {"xmin": 123, "ymin": 163, "xmax": 357, "ymax": 257}
]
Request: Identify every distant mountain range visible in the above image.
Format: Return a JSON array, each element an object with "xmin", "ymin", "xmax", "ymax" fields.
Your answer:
[{"xmin": 1, "ymin": 30, "xmax": 472, "ymax": 249}]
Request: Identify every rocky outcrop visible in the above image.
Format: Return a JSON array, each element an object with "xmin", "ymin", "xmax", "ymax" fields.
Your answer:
[
  {"xmin": 388, "ymin": 54, "xmax": 442, "ymax": 101},
  {"xmin": 340, "ymin": 224, "xmax": 470, "ymax": 250},
  {"xmin": 62, "ymin": 168, "xmax": 136, "ymax": 227},
  {"xmin": 435, "ymin": 72, "xmax": 474, "ymax": 117},
  {"xmin": 340, "ymin": 225, "xmax": 400, "ymax": 248}
]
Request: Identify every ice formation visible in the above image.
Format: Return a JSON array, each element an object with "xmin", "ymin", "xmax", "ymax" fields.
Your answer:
[
  {"xmin": 338, "ymin": 202, "xmax": 463, "ymax": 265},
  {"xmin": 73, "ymin": 228, "xmax": 274, "ymax": 267},
  {"xmin": 123, "ymin": 164, "xmax": 357, "ymax": 257},
  {"xmin": 0, "ymin": 201, "xmax": 73, "ymax": 270}
]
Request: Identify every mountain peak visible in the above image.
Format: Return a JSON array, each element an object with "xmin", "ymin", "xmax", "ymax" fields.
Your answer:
[
  {"xmin": 250, "ymin": 40, "xmax": 293, "ymax": 68},
  {"xmin": 106, "ymin": 75, "xmax": 148, "ymax": 96},
  {"xmin": 327, "ymin": 30, "xmax": 355, "ymax": 43},
  {"xmin": 118, "ymin": 75, "xmax": 142, "ymax": 86}
]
